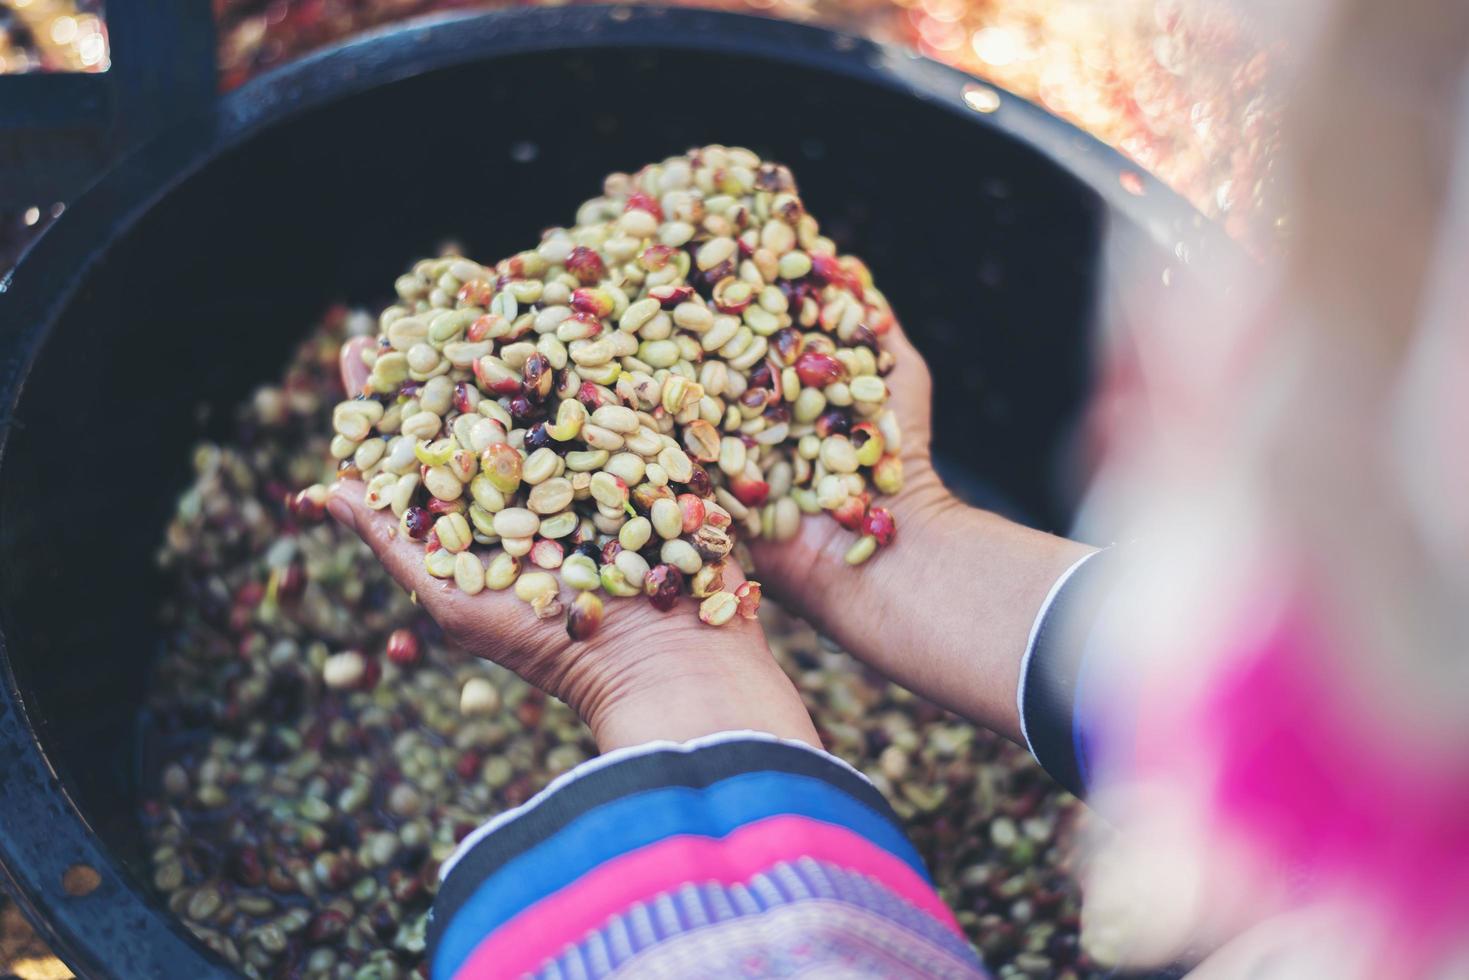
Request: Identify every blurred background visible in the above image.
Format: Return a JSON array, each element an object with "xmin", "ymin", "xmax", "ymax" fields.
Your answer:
[
  {"xmin": 0, "ymin": 0, "xmax": 1283, "ymax": 271},
  {"xmin": 0, "ymin": 2, "xmax": 1299, "ymax": 978}
]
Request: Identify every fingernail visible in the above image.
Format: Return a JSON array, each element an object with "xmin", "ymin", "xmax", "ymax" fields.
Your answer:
[{"xmin": 326, "ymin": 492, "xmax": 356, "ymax": 531}]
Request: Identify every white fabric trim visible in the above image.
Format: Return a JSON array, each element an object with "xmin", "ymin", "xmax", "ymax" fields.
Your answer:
[
  {"xmin": 439, "ymin": 730, "xmax": 868, "ymax": 880},
  {"xmin": 1016, "ymin": 549, "xmax": 1100, "ymax": 759}
]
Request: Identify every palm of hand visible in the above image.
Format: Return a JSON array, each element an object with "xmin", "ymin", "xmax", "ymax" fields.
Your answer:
[
  {"xmin": 331, "ymin": 339, "xmax": 757, "ymax": 711},
  {"xmin": 746, "ymin": 322, "xmax": 949, "ymax": 595}
]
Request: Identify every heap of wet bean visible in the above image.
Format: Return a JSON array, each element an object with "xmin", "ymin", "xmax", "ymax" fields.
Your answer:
[{"xmin": 311, "ymin": 146, "xmax": 904, "ymax": 638}]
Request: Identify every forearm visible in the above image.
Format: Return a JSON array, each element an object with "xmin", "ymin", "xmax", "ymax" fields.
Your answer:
[
  {"xmin": 880, "ymin": 501, "xmax": 1096, "ymax": 741},
  {"xmin": 756, "ymin": 474, "xmax": 1095, "ymax": 743}
]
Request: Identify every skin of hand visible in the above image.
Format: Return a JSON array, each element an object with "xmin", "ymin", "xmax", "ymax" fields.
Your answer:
[
  {"xmin": 746, "ymin": 321, "xmax": 1096, "ymax": 742},
  {"xmin": 331, "ymin": 338, "xmax": 820, "ymax": 753}
]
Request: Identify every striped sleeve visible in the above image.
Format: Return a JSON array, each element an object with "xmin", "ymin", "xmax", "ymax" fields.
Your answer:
[
  {"xmin": 428, "ymin": 731, "xmax": 986, "ymax": 980},
  {"xmin": 1018, "ymin": 545, "xmax": 1130, "ymax": 799}
]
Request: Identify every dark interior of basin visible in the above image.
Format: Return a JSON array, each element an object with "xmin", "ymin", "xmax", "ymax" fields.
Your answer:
[{"xmin": 0, "ymin": 42, "xmax": 1105, "ymax": 898}]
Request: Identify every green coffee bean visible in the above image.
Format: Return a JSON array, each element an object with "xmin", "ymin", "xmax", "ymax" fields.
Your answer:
[
  {"xmin": 564, "ymin": 450, "xmax": 610, "ymax": 472},
  {"xmin": 453, "ymin": 552, "xmax": 485, "ymax": 595},
  {"xmin": 484, "ymin": 552, "xmax": 520, "ymax": 590},
  {"xmin": 491, "ymin": 508, "xmax": 539, "ymax": 539},
  {"xmin": 660, "ymin": 538, "xmax": 703, "ymax": 575},
  {"xmin": 560, "ymin": 554, "xmax": 601, "ymax": 591},
  {"xmin": 844, "ymin": 534, "xmax": 878, "ymax": 565},
  {"xmin": 536, "ymin": 510, "xmax": 578, "ymax": 540},
  {"xmin": 697, "ymin": 590, "xmax": 739, "ymax": 626},
  {"xmin": 619, "ymin": 516, "xmax": 653, "ymax": 552}
]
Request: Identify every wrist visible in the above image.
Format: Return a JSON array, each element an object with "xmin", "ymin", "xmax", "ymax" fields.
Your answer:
[{"xmin": 552, "ymin": 611, "xmax": 820, "ymax": 753}]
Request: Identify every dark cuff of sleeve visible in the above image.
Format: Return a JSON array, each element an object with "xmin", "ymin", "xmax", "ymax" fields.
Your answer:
[{"xmin": 1020, "ymin": 545, "xmax": 1124, "ymax": 799}]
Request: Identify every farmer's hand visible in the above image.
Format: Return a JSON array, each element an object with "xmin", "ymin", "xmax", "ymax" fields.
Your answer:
[
  {"xmin": 746, "ymin": 321, "xmax": 1093, "ymax": 742},
  {"xmin": 331, "ymin": 338, "xmax": 818, "ymax": 752}
]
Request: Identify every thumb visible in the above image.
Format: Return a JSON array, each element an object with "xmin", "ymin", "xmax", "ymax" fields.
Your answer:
[
  {"xmin": 340, "ymin": 336, "xmax": 374, "ymax": 396},
  {"xmin": 877, "ymin": 317, "xmax": 933, "ymax": 452}
]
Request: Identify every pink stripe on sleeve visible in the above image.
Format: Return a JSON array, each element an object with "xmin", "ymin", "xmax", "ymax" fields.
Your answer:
[{"xmin": 452, "ymin": 814, "xmax": 962, "ymax": 980}]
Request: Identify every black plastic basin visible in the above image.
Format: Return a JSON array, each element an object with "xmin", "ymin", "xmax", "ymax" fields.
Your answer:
[{"xmin": 0, "ymin": 7, "xmax": 1225, "ymax": 976}]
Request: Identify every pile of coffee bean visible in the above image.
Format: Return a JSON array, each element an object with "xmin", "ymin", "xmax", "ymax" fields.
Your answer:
[{"xmin": 312, "ymin": 146, "xmax": 905, "ymax": 638}]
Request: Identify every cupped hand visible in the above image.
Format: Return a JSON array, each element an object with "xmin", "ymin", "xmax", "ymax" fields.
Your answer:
[
  {"xmin": 745, "ymin": 320, "xmax": 959, "ymax": 623},
  {"xmin": 742, "ymin": 322, "xmax": 1095, "ymax": 741},
  {"xmin": 331, "ymin": 338, "xmax": 819, "ymax": 752}
]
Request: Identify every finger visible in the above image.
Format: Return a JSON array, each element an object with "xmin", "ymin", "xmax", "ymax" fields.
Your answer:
[
  {"xmin": 325, "ymin": 479, "xmax": 515, "ymax": 639},
  {"xmin": 327, "ymin": 481, "xmax": 568, "ymax": 681},
  {"xmin": 323, "ymin": 480, "xmax": 733, "ymax": 658},
  {"xmin": 877, "ymin": 318, "xmax": 933, "ymax": 432},
  {"xmin": 340, "ymin": 337, "xmax": 374, "ymax": 395},
  {"xmin": 873, "ymin": 314, "xmax": 927, "ymax": 380},
  {"xmin": 879, "ymin": 315, "xmax": 920, "ymax": 361}
]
